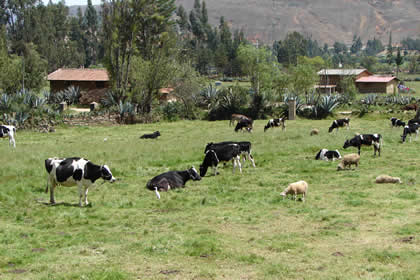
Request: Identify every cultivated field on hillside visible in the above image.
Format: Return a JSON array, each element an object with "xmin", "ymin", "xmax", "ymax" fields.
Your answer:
[{"xmin": 0, "ymin": 118, "xmax": 419, "ymax": 279}]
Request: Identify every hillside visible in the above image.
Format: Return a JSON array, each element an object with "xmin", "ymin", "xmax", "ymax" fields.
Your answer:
[
  {"xmin": 69, "ymin": 0, "xmax": 420, "ymax": 45},
  {"xmin": 175, "ymin": 0, "xmax": 420, "ymax": 45}
]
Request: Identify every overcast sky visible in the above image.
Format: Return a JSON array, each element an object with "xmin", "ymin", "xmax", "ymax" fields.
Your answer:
[{"xmin": 43, "ymin": 0, "xmax": 101, "ymax": 6}]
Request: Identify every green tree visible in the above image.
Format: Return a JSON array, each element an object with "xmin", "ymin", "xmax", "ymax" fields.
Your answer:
[
  {"xmin": 274, "ymin": 32, "xmax": 307, "ymax": 66},
  {"xmin": 360, "ymin": 55, "xmax": 377, "ymax": 72},
  {"xmin": 395, "ymin": 47, "xmax": 403, "ymax": 78},
  {"xmin": 83, "ymin": 0, "xmax": 99, "ymax": 67},
  {"xmin": 289, "ymin": 64, "xmax": 317, "ymax": 96},
  {"xmin": 350, "ymin": 35, "xmax": 362, "ymax": 54},
  {"xmin": 386, "ymin": 31, "xmax": 393, "ymax": 65}
]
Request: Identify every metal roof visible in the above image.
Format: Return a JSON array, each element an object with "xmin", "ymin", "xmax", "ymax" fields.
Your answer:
[
  {"xmin": 317, "ymin": 69, "xmax": 368, "ymax": 75},
  {"xmin": 47, "ymin": 68, "xmax": 109, "ymax": 81},
  {"xmin": 356, "ymin": 76, "xmax": 398, "ymax": 83}
]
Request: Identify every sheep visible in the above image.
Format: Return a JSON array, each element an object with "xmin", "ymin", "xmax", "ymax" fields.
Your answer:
[
  {"xmin": 375, "ymin": 175, "xmax": 402, "ymax": 184},
  {"xmin": 280, "ymin": 180, "xmax": 308, "ymax": 202},
  {"xmin": 310, "ymin": 128, "xmax": 319, "ymax": 136},
  {"xmin": 336, "ymin": 153, "xmax": 360, "ymax": 171}
]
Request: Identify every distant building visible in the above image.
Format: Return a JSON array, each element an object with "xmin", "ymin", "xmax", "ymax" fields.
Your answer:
[
  {"xmin": 355, "ymin": 76, "xmax": 399, "ymax": 94},
  {"xmin": 317, "ymin": 69, "xmax": 372, "ymax": 93},
  {"xmin": 47, "ymin": 68, "xmax": 110, "ymax": 104}
]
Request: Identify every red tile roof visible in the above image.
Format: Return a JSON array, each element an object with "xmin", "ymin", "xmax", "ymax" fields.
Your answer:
[
  {"xmin": 356, "ymin": 76, "xmax": 398, "ymax": 83},
  {"xmin": 47, "ymin": 68, "xmax": 109, "ymax": 81}
]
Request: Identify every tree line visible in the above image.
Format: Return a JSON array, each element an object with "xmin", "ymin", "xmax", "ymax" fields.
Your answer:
[{"xmin": 0, "ymin": 0, "xmax": 419, "ymax": 119}]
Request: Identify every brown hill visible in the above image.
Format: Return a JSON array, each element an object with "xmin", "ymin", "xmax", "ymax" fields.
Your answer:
[{"xmin": 175, "ymin": 0, "xmax": 420, "ymax": 45}]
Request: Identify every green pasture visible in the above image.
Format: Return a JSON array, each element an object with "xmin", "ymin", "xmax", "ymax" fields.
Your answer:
[{"xmin": 0, "ymin": 117, "xmax": 419, "ymax": 279}]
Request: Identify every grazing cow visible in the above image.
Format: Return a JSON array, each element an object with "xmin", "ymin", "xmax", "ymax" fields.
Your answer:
[
  {"xmin": 146, "ymin": 167, "xmax": 201, "ymax": 198},
  {"xmin": 230, "ymin": 114, "xmax": 251, "ymax": 127},
  {"xmin": 390, "ymin": 118, "xmax": 405, "ymax": 128},
  {"xmin": 200, "ymin": 144, "xmax": 241, "ymax": 177},
  {"xmin": 264, "ymin": 118, "xmax": 286, "ymax": 132},
  {"xmin": 402, "ymin": 104, "xmax": 418, "ymax": 111},
  {"xmin": 140, "ymin": 131, "xmax": 161, "ymax": 139},
  {"xmin": 234, "ymin": 118, "xmax": 253, "ymax": 132},
  {"xmin": 328, "ymin": 118, "xmax": 350, "ymax": 133},
  {"xmin": 0, "ymin": 125, "xmax": 16, "ymax": 148},
  {"xmin": 343, "ymin": 134, "xmax": 382, "ymax": 156},
  {"xmin": 45, "ymin": 157, "xmax": 116, "ymax": 206},
  {"xmin": 315, "ymin": 149, "xmax": 342, "ymax": 161},
  {"xmin": 401, "ymin": 124, "xmax": 420, "ymax": 143},
  {"xmin": 205, "ymin": 141, "xmax": 256, "ymax": 167}
]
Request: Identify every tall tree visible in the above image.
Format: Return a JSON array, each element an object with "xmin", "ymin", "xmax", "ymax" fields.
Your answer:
[
  {"xmin": 350, "ymin": 35, "xmax": 362, "ymax": 54},
  {"xmin": 395, "ymin": 47, "xmax": 403, "ymax": 78},
  {"xmin": 83, "ymin": 0, "xmax": 99, "ymax": 67},
  {"xmin": 386, "ymin": 31, "xmax": 393, "ymax": 65}
]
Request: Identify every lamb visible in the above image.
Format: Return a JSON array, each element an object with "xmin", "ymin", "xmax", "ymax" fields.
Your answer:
[
  {"xmin": 336, "ymin": 153, "xmax": 360, "ymax": 171},
  {"xmin": 310, "ymin": 129, "xmax": 319, "ymax": 136},
  {"xmin": 375, "ymin": 175, "xmax": 402, "ymax": 184},
  {"xmin": 280, "ymin": 180, "xmax": 308, "ymax": 202}
]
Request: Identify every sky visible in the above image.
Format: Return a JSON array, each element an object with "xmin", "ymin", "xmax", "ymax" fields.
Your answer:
[{"xmin": 43, "ymin": 0, "xmax": 102, "ymax": 6}]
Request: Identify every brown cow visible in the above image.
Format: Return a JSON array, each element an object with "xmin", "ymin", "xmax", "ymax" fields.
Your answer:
[{"xmin": 230, "ymin": 114, "xmax": 252, "ymax": 127}]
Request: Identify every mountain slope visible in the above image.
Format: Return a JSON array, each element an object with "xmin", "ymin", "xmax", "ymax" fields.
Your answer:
[{"xmin": 175, "ymin": 0, "xmax": 420, "ymax": 45}]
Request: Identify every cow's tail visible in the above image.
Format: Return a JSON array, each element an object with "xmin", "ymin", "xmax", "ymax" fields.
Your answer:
[{"xmin": 315, "ymin": 150, "xmax": 321, "ymax": 160}]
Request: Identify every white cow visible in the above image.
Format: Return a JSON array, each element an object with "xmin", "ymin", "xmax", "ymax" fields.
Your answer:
[{"xmin": 0, "ymin": 125, "xmax": 16, "ymax": 148}]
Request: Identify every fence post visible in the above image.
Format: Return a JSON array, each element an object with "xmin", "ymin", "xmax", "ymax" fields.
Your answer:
[
  {"xmin": 59, "ymin": 102, "xmax": 67, "ymax": 112},
  {"xmin": 288, "ymin": 99, "xmax": 296, "ymax": 120}
]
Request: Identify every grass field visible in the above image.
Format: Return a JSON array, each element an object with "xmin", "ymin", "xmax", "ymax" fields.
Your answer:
[{"xmin": 1, "ymin": 117, "xmax": 419, "ymax": 280}]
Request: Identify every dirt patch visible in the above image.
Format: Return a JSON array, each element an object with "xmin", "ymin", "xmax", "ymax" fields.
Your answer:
[
  {"xmin": 160, "ymin": 270, "xmax": 180, "ymax": 275},
  {"xmin": 397, "ymin": 236, "xmax": 415, "ymax": 243},
  {"xmin": 332, "ymin": 251, "xmax": 344, "ymax": 257},
  {"xmin": 8, "ymin": 269, "xmax": 27, "ymax": 274}
]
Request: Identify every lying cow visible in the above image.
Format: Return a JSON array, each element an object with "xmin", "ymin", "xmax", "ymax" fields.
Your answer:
[
  {"xmin": 328, "ymin": 118, "xmax": 350, "ymax": 133},
  {"xmin": 401, "ymin": 124, "xmax": 420, "ymax": 143},
  {"xmin": 230, "ymin": 114, "xmax": 251, "ymax": 127},
  {"xmin": 390, "ymin": 117, "xmax": 405, "ymax": 128},
  {"xmin": 205, "ymin": 141, "xmax": 256, "ymax": 167},
  {"xmin": 343, "ymin": 134, "xmax": 382, "ymax": 156},
  {"xmin": 402, "ymin": 104, "xmax": 418, "ymax": 111},
  {"xmin": 0, "ymin": 125, "xmax": 16, "ymax": 148},
  {"xmin": 315, "ymin": 149, "xmax": 342, "ymax": 161},
  {"xmin": 45, "ymin": 157, "xmax": 116, "ymax": 206},
  {"xmin": 140, "ymin": 131, "xmax": 161, "ymax": 139},
  {"xmin": 234, "ymin": 118, "xmax": 253, "ymax": 132},
  {"xmin": 200, "ymin": 143, "xmax": 241, "ymax": 177},
  {"xmin": 146, "ymin": 167, "xmax": 201, "ymax": 198},
  {"xmin": 264, "ymin": 118, "xmax": 285, "ymax": 132}
]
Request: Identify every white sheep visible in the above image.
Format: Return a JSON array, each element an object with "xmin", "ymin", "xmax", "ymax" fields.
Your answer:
[
  {"xmin": 280, "ymin": 180, "xmax": 308, "ymax": 202},
  {"xmin": 375, "ymin": 175, "xmax": 402, "ymax": 184},
  {"xmin": 337, "ymin": 153, "xmax": 360, "ymax": 171},
  {"xmin": 310, "ymin": 128, "xmax": 319, "ymax": 136}
]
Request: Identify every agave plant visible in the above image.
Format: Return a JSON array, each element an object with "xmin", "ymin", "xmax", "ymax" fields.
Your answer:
[
  {"xmin": 199, "ymin": 84, "xmax": 220, "ymax": 108},
  {"xmin": 361, "ymin": 94, "xmax": 377, "ymax": 106},
  {"xmin": 0, "ymin": 93, "xmax": 12, "ymax": 111}
]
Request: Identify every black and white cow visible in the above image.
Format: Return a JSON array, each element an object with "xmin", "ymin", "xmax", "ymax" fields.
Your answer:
[
  {"xmin": 343, "ymin": 134, "xmax": 382, "ymax": 156},
  {"xmin": 200, "ymin": 143, "xmax": 241, "ymax": 177},
  {"xmin": 401, "ymin": 124, "xmax": 420, "ymax": 143},
  {"xmin": 146, "ymin": 167, "xmax": 201, "ymax": 198},
  {"xmin": 390, "ymin": 117, "xmax": 405, "ymax": 128},
  {"xmin": 264, "ymin": 118, "xmax": 285, "ymax": 132},
  {"xmin": 205, "ymin": 141, "xmax": 256, "ymax": 167},
  {"xmin": 45, "ymin": 157, "xmax": 116, "ymax": 206},
  {"xmin": 328, "ymin": 118, "xmax": 350, "ymax": 133},
  {"xmin": 408, "ymin": 118, "xmax": 420, "ymax": 126},
  {"xmin": 0, "ymin": 125, "xmax": 16, "ymax": 148},
  {"xmin": 315, "ymin": 149, "xmax": 342, "ymax": 161},
  {"xmin": 140, "ymin": 131, "xmax": 161, "ymax": 139},
  {"xmin": 234, "ymin": 118, "xmax": 253, "ymax": 132}
]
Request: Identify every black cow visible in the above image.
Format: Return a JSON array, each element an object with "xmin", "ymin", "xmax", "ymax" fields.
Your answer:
[
  {"xmin": 140, "ymin": 131, "xmax": 161, "ymax": 139},
  {"xmin": 205, "ymin": 141, "xmax": 256, "ymax": 167},
  {"xmin": 390, "ymin": 117, "xmax": 405, "ymax": 127},
  {"xmin": 200, "ymin": 144, "xmax": 241, "ymax": 177},
  {"xmin": 328, "ymin": 118, "xmax": 350, "ymax": 133},
  {"xmin": 401, "ymin": 124, "xmax": 420, "ymax": 143},
  {"xmin": 315, "ymin": 149, "xmax": 342, "ymax": 161},
  {"xmin": 45, "ymin": 157, "xmax": 116, "ymax": 206},
  {"xmin": 264, "ymin": 118, "xmax": 285, "ymax": 132},
  {"xmin": 146, "ymin": 167, "xmax": 201, "ymax": 198},
  {"xmin": 343, "ymin": 134, "xmax": 382, "ymax": 156},
  {"xmin": 234, "ymin": 118, "xmax": 253, "ymax": 132}
]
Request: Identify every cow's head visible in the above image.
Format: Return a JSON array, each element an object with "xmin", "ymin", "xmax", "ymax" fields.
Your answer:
[
  {"xmin": 188, "ymin": 166, "xmax": 201, "ymax": 181},
  {"xmin": 154, "ymin": 131, "xmax": 161, "ymax": 136},
  {"xmin": 101, "ymin": 165, "xmax": 116, "ymax": 183},
  {"xmin": 343, "ymin": 140, "xmax": 350, "ymax": 149},
  {"xmin": 199, "ymin": 164, "xmax": 207, "ymax": 177},
  {"xmin": 328, "ymin": 126, "xmax": 334, "ymax": 133},
  {"xmin": 335, "ymin": 150, "xmax": 342, "ymax": 159}
]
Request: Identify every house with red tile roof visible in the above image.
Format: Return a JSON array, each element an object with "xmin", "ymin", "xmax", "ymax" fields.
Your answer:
[
  {"xmin": 355, "ymin": 76, "xmax": 400, "ymax": 94},
  {"xmin": 47, "ymin": 68, "xmax": 110, "ymax": 104}
]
